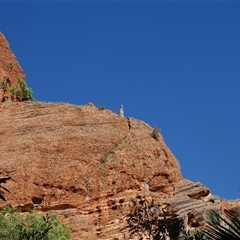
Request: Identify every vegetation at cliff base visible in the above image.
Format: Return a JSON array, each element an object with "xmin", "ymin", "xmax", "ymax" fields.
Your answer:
[
  {"xmin": 126, "ymin": 196, "xmax": 184, "ymax": 240},
  {"xmin": 186, "ymin": 210, "xmax": 240, "ymax": 240},
  {"xmin": 0, "ymin": 207, "xmax": 72, "ymax": 240},
  {"xmin": 125, "ymin": 195, "xmax": 240, "ymax": 240}
]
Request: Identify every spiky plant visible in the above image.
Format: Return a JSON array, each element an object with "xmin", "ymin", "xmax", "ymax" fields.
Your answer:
[
  {"xmin": 203, "ymin": 210, "xmax": 240, "ymax": 240},
  {"xmin": 126, "ymin": 196, "xmax": 184, "ymax": 240},
  {"xmin": 0, "ymin": 177, "xmax": 11, "ymax": 201}
]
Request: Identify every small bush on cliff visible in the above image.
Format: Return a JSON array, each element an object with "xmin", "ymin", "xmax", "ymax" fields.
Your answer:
[
  {"xmin": 0, "ymin": 207, "xmax": 72, "ymax": 240},
  {"xmin": 10, "ymin": 77, "xmax": 33, "ymax": 101},
  {"xmin": 1, "ymin": 81, "xmax": 8, "ymax": 93},
  {"xmin": 98, "ymin": 106, "xmax": 106, "ymax": 110},
  {"xmin": 100, "ymin": 150, "xmax": 115, "ymax": 163},
  {"xmin": 151, "ymin": 126, "xmax": 161, "ymax": 140},
  {"xmin": 5, "ymin": 61, "xmax": 13, "ymax": 72}
]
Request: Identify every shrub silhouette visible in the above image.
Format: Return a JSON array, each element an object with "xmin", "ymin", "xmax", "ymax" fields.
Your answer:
[{"xmin": 126, "ymin": 196, "xmax": 184, "ymax": 240}]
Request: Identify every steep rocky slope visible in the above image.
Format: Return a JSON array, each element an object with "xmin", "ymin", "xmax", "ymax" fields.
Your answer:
[
  {"xmin": 0, "ymin": 32, "xmax": 25, "ymax": 101},
  {"xmin": 1, "ymin": 32, "xmax": 240, "ymax": 240},
  {"xmin": 0, "ymin": 101, "xmax": 239, "ymax": 239},
  {"xmin": 0, "ymin": 101, "xmax": 183, "ymax": 239}
]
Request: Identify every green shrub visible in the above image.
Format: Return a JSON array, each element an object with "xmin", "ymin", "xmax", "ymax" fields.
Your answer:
[
  {"xmin": 5, "ymin": 61, "xmax": 13, "ymax": 72},
  {"xmin": 10, "ymin": 77, "xmax": 33, "ymax": 101},
  {"xmin": 0, "ymin": 207, "xmax": 72, "ymax": 240},
  {"xmin": 100, "ymin": 150, "xmax": 115, "ymax": 163},
  {"xmin": 151, "ymin": 126, "xmax": 161, "ymax": 140},
  {"xmin": 98, "ymin": 106, "xmax": 106, "ymax": 110},
  {"xmin": 1, "ymin": 81, "xmax": 8, "ymax": 92}
]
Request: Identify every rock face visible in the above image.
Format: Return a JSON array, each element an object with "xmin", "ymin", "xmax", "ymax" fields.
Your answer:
[
  {"xmin": 0, "ymin": 102, "xmax": 239, "ymax": 240},
  {"xmin": 0, "ymin": 32, "xmax": 25, "ymax": 102},
  {"xmin": 166, "ymin": 180, "xmax": 222, "ymax": 229},
  {"xmin": 0, "ymin": 102, "xmax": 182, "ymax": 239},
  {"xmin": 0, "ymin": 33, "xmax": 240, "ymax": 240}
]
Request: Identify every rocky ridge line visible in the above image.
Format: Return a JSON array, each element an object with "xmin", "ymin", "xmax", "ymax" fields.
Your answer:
[{"xmin": 1, "ymin": 32, "xmax": 240, "ymax": 240}]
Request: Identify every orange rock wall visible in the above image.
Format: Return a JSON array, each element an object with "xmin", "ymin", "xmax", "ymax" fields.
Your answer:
[
  {"xmin": 0, "ymin": 102, "xmax": 183, "ymax": 239},
  {"xmin": 0, "ymin": 32, "xmax": 25, "ymax": 101},
  {"xmin": 0, "ymin": 33, "xmax": 239, "ymax": 240}
]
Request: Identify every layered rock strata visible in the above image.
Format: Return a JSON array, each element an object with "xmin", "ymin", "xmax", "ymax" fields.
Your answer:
[
  {"xmin": 1, "ymin": 32, "xmax": 239, "ymax": 240},
  {"xmin": 0, "ymin": 102, "xmax": 182, "ymax": 239}
]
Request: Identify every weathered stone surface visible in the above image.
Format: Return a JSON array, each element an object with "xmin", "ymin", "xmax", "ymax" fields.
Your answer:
[
  {"xmin": 1, "ymin": 32, "xmax": 240, "ymax": 240},
  {"xmin": 0, "ymin": 32, "xmax": 25, "ymax": 101},
  {"xmin": 165, "ymin": 179, "xmax": 222, "ymax": 230},
  {"xmin": 0, "ymin": 102, "xmax": 182, "ymax": 239}
]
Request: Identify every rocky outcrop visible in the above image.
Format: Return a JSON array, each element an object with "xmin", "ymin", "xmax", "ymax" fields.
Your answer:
[
  {"xmin": 0, "ymin": 32, "xmax": 25, "ymax": 102},
  {"xmin": 0, "ymin": 102, "xmax": 182, "ymax": 239},
  {"xmin": 0, "ymin": 32, "xmax": 240, "ymax": 240},
  {"xmin": 0, "ymin": 101, "xmax": 238, "ymax": 239},
  {"xmin": 166, "ymin": 179, "xmax": 222, "ymax": 229}
]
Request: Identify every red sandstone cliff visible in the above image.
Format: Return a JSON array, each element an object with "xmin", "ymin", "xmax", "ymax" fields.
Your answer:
[
  {"xmin": 0, "ymin": 101, "xmax": 183, "ymax": 239},
  {"xmin": 0, "ymin": 32, "xmax": 240, "ymax": 240},
  {"xmin": 0, "ymin": 32, "xmax": 25, "ymax": 102}
]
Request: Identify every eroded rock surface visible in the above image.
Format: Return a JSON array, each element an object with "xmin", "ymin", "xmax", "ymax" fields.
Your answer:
[
  {"xmin": 165, "ymin": 179, "xmax": 221, "ymax": 230},
  {"xmin": 0, "ymin": 32, "xmax": 25, "ymax": 101},
  {"xmin": 0, "ymin": 102, "xmax": 182, "ymax": 239},
  {"xmin": 1, "ymin": 32, "xmax": 240, "ymax": 240}
]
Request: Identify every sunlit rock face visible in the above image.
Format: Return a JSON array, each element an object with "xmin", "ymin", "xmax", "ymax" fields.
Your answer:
[
  {"xmin": 0, "ymin": 33, "xmax": 238, "ymax": 240},
  {"xmin": 0, "ymin": 32, "xmax": 25, "ymax": 101},
  {"xmin": 0, "ymin": 101, "xmax": 183, "ymax": 239}
]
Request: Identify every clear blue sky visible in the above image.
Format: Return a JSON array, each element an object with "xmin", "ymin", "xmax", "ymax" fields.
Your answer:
[{"xmin": 1, "ymin": 1, "xmax": 240, "ymax": 200}]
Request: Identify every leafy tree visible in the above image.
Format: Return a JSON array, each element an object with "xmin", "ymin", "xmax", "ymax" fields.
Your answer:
[
  {"xmin": 0, "ymin": 207, "xmax": 72, "ymax": 240},
  {"xmin": 126, "ymin": 196, "xmax": 184, "ymax": 240}
]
